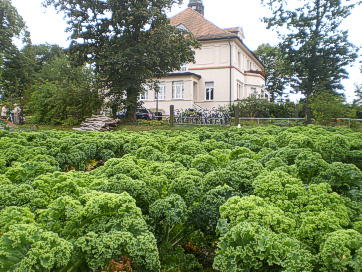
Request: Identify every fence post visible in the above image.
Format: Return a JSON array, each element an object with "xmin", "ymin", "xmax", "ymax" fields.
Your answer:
[
  {"xmin": 234, "ymin": 105, "xmax": 240, "ymax": 126},
  {"xmin": 170, "ymin": 105, "xmax": 174, "ymax": 127}
]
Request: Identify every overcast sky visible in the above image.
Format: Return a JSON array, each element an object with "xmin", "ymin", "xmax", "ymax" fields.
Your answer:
[{"xmin": 11, "ymin": 0, "xmax": 362, "ymax": 102}]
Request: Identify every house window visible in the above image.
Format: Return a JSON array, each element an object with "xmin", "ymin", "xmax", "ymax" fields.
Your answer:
[
  {"xmin": 243, "ymin": 54, "xmax": 245, "ymax": 70},
  {"xmin": 237, "ymin": 51, "xmax": 241, "ymax": 70},
  {"xmin": 261, "ymin": 90, "xmax": 265, "ymax": 99},
  {"xmin": 140, "ymin": 85, "xmax": 149, "ymax": 101},
  {"xmin": 155, "ymin": 82, "xmax": 166, "ymax": 100},
  {"xmin": 172, "ymin": 81, "xmax": 184, "ymax": 99},
  {"xmin": 205, "ymin": 82, "xmax": 214, "ymax": 101},
  {"xmin": 251, "ymin": 87, "xmax": 257, "ymax": 97},
  {"xmin": 237, "ymin": 83, "xmax": 243, "ymax": 100}
]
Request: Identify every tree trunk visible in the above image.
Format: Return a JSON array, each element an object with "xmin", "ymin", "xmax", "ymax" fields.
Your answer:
[
  {"xmin": 125, "ymin": 88, "xmax": 137, "ymax": 121},
  {"xmin": 305, "ymin": 95, "xmax": 312, "ymax": 125}
]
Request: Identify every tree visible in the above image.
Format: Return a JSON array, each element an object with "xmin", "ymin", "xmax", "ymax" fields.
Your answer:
[
  {"xmin": 0, "ymin": 0, "xmax": 29, "ymax": 49},
  {"xmin": 351, "ymin": 67, "xmax": 362, "ymax": 118},
  {"xmin": 31, "ymin": 44, "xmax": 65, "ymax": 74},
  {"xmin": 0, "ymin": 0, "xmax": 31, "ymax": 98},
  {"xmin": 254, "ymin": 43, "xmax": 288, "ymax": 102},
  {"xmin": 28, "ymin": 54, "xmax": 102, "ymax": 125},
  {"xmin": 18, "ymin": 44, "xmax": 66, "ymax": 103},
  {"xmin": 353, "ymin": 67, "xmax": 362, "ymax": 104},
  {"xmin": 310, "ymin": 90, "xmax": 356, "ymax": 125},
  {"xmin": 261, "ymin": 0, "xmax": 360, "ymax": 123},
  {"xmin": 355, "ymin": 84, "xmax": 362, "ymax": 105},
  {"xmin": 44, "ymin": 0, "xmax": 199, "ymax": 120},
  {"xmin": 1, "ymin": 44, "xmax": 36, "ymax": 100}
]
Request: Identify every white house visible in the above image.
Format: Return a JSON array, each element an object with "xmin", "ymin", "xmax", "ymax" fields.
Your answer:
[{"xmin": 142, "ymin": 0, "xmax": 266, "ymax": 115}]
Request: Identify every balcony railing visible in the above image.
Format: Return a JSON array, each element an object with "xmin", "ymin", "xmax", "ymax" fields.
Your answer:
[{"xmin": 245, "ymin": 70, "xmax": 265, "ymax": 78}]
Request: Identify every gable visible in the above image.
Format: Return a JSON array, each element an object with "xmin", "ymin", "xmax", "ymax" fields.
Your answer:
[
  {"xmin": 224, "ymin": 27, "xmax": 245, "ymax": 40},
  {"xmin": 176, "ymin": 23, "xmax": 190, "ymax": 32}
]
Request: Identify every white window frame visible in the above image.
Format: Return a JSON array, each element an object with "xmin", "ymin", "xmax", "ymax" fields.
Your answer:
[
  {"xmin": 155, "ymin": 82, "xmax": 166, "ymax": 100},
  {"xmin": 251, "ymin": 87, "xmax": 257, "ymax": 97},
  {"xmin": 261, "ymin": 89, "xmax": 266, "ymax": 99},
  {"xmin": 237, "ymin": 82, "xmax": 243, "ymax": 100},
  {"xmin": 140, "ymin": 85, "xmax": 149, "ymax": 101},
  {"xmin": 172, "ymin": 81, "xmax": 184, "ymax": 99},
  {"xmin": 205, "ymin": 82, "xmax": 214, "ymax": 101},
  {"xmin": 237, "ymin": 51, "xmax": 241, "ymax": 70}
]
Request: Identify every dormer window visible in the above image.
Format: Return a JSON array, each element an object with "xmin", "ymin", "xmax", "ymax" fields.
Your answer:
[
  {"xmin": 180, "ymin": 64, "xmax": 187, "ymax": 72},
  {"xmin": 176, "ymin": 24, "xmax": 190, "ymax": 32}
]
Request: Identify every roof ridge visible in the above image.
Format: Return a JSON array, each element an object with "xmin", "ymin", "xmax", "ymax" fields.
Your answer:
[
  {"xmin": 171, "ymin": 7, "xmax": 235, "ymax": 37},
  {"xmin": 189, "ymin": 7, "xmax": 235, "ymax": 36},
  {"xmin": 224, "ymin": 27, "xmax": 240, "ymax": 30}
]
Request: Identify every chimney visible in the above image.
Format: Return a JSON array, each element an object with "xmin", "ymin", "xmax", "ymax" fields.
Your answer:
[{"xmin": 188, "ymin": 0, "xmax": 204, "ymax": 16}]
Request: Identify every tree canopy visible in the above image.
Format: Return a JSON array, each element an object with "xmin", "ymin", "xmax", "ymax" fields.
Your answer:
[
  {"xmin": 254, "ymin": 43, "xmax": 287, "ymax": 102},
  {"xmin": 261, "ymin": 0, "xmax": 360, "ymax": 123},
  {"xmin": 44, "ymin": 0, "xmax": 199, "ymax": 120},
  {"xmin": 0, "ymin": 0, "xmax": 29, "ymax": 55},
  {"xmin": 354, "ymin": 67, "xmax": 362, "ymax": 105},
  {"xmin": 28, "ymin": 49, "xmax": 102, "ymax": 126},
  {"xmin": 0, "ymin": 0, "xmax": 31, "ymax": 98},
  {"xmin": 310, "ymin": 91, "xmax": 356, "ymax": 125}
]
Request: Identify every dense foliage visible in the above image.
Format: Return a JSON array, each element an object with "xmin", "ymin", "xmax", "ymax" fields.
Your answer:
[
  {"xmin": 232, "ymin": 95, "xmax": 356, "ymax": 123},
  {"xmin": 310, "ymin": 91, "xmax": 356, "ymax": 125},
  {"xmin": 261, "ymin": 0, "xmax": 360, "ymax": 123},
  {"xmin": 232, "ymin": 96, "xmax": 297, "ymax": 118},
  {"xmin": 44, "ymin": 0, "xmax": 198, "ymax": 120},
  {"xmin": 28, "ymin": 52, "xmax": 102, "ymax": 126},
  {"xmin": 254, "ymin": 43, "xmax": 288, "ymax": 102},
  {"xmin": 0, "ymin": 0, "xmax": 31, "ymax": 99},
  {"xmin": 0, "ymin": 125, "xmax": 361, "ymax": 271}
]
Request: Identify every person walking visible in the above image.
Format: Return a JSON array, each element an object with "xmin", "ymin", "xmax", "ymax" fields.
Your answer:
[
  {"xmin": 1, "ymin": 104, "xmax": 8, "ymax": 120},
  {"xmin": 13, "ymin": 104, "xmax": 20, "ymax": 124},
  {"xmin": 19, "ymin": 106, "xmax": 24, "ymax": 125}
]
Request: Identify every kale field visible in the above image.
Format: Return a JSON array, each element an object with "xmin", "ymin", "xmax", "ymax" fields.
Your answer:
[{"xmin": 0, "ymin": 125, "xmax": 361, "ymax": 271}]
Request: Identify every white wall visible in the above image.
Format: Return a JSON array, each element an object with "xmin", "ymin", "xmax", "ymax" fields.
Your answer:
[{"xmin": 144, "ymin": 38, "xmax": 267, "ymax": 115}]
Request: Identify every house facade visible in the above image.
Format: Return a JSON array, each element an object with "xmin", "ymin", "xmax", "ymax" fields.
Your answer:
[{"xmin": 142, "ymin": 0, "xmax": 266, "ymax": 115}]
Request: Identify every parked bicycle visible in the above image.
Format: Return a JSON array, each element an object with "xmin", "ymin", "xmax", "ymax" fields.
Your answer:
[{"xmin": 171, "ymin": 107, "xmax": 231, "ymax": 126}]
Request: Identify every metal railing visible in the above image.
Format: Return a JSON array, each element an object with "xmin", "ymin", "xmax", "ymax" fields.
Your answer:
[
  {"xmin": 237, "ymin": 117, "xmax": 312, "ymax": 126},
  {"xmin": 332, "ymin": 118, "xmax": 362, "ymax": 129}
]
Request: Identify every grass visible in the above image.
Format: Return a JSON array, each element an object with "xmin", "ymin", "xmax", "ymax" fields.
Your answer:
[{"xmin": 18, "ymin": 124, "xmax": 74, "ymax": 131}]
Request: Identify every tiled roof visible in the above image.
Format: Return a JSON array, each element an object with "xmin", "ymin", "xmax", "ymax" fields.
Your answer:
[
  {"xmin": 170, "ymin": 8, "xmax": 236, "ymax": 40},
  {"xmin": 223, "ymin": 27, "xmax": 240, "ymax": 34}
]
